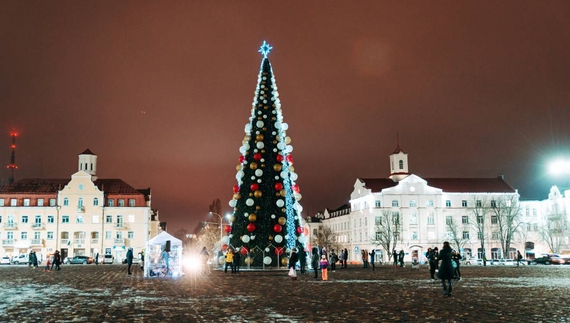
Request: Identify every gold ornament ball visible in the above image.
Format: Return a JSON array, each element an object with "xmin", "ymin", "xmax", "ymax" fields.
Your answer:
[
  {"xmin": 281, "ymin": 257, "xmax": 289, "ymax": 266},
  {"xmin": 256, "ymin": 206, "xmax": 261, "ymax": 210},
  {"xmin": 274, "ymin": 164, "xmax": 282, "ymax": 172},
  {"xmin": 256, "ymin": 134, "xmax": 264, "ymax": 141},
  {"xmin": 280, "ymin": 189, "xmax": 286, "ymax": 197},
  {"xmin": 233, "ymin": 193, "xmax": 241, "ymax": 200},
  {"xmin": 285, "ymin": 136, "xmax": 291, "ymax": 144},
  {"xmin": 231, "ymin": 215, "xmax": 236, "ymax": 222},
  {"xmin": 289, "ymin": 166, "xmax": 295, "ymax": 172},
  {"xmin": 269, "ymin": 235, "xmax": 273, "ymax": 241},
  {"xmin": 281, "ymin": 208, "xmax": 286, "ymax": 213},
  {"xmin": 278, "ymin": 217, "xmax": 286, "ymax": 225},
  {"xmin": 254, "ymin": 190, "xmax": 262, "ymax": 198},
  {"xmin": 250, "ymin": 162, "xmax": 258, "ymax": 170},
  {"xmin": 245, "ymin": 257, "xmax": 253, "ymax": 265},
  {"xmin": 236, "ymin": 165, "xmax": 241, "ymax": 171},
  {"xmin": 248, "ymin": 214, "xmax": 257, "ymax": 222}
]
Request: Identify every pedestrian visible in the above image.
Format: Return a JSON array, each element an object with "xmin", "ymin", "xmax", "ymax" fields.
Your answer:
[
  {"xmin": 233, "ymin": 248, "xmax": 241, "ymax": 273},
  {"xmin": 44, "ymin": 255, "xmax": 51, "ymax": 272},
  {"xmin": 288, "ymin": 248, "xmax": 299, "ymax": 280},
  {"xmin": 392, "ymin": 249, "xmax": 398, "ymax": 267},
  {"xmin": 320, "ymin": 254, "xmax": 329, "ymax": 281},
  {"xmin": 31, "ymin": 251, "xmax": 38, "ymax": 268},
  {"xmin": 311, "ymin": 247, "xmax": 320, "ymax": 279},
  {"xmin": 452, "ymin": 250, "xmax": 462, "ymax": 280},
  {"xmin": 224, "ymin": 249, "xmax": 234, "ymax": 273},
  {"xmin": 28, "ymin": 251, "xmax": 33, "ymax": 268},
  {"xmin": 343, "ymin": 248, "xmax": 349, "ymax": 268},
  {"xmin": 126, "ymin": 247, "xmax": 134, "ymax": 275},
  {"xmin": 199, "ymin": 246, "xmax": 210, "ymax": 275},
  {"xmin": 370, "ymin": 249, "xmax": 376, "ymax": 271},
  {"xmin": 516, "ymin": 250, "xmax": 523, "ymax": 267},
  {"xmin": 399, "ymin": 250, "xmax": 405, "ymax": 267},
  {"xmin": 299, "ymin": 248, "xmax": 307, "ymax": 274},
  {"xmin": 330, "ymin": 250, "xmax": 338, "ymax": 272},
  {"xmin": 95, "ymin": 252, "xmax": 99, "ymax": 265},
  {"xmin": 437, "ymin": 241, "xmax": 455, "ymax": 297},
  {"xmin": 51, "ymin": 250, "xmax": 61, "ymax": 271},
  {"xmin": 427, "ymin": 248, "xmax": 437, "ymax": 281},
  {"xmin": 433, "ymin": 247, "xmax": 439, "ymax": 270}
]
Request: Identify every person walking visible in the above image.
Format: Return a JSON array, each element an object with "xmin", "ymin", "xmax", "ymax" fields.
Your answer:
[
  {"xmin": 516, "ymin": 250, "xmax": 523, "ymax": 267},
  {"xmin": 298, "ymin": 248, "xmax": 307, "ymax": 274},
  {"xmin": 320, "ymin": 254, "xmax": 329, "ymax": 281},
  {"xmin": 31, "ymin": 251, "xmax": 38, "ymax": 269},
  {"xmin": 370, "ymin": 249, "xmax": 376, "ymax": 271},
  {"xmin": 330, "ymin": 250, "xmax": 338, "ymax": 272},
  {"xmin": 126, "ymin": 247, "xmax": 134, "ymax": 275},
  {"xmin": 288, "ymin": 248, "xmax": 299, "ymax": 280},
  {"xmin": 437, "ymin": 241, "xmax": 455, "ymax": 297},
  {"xmin": 427, "ymin": 248, "xmax": 437, "ymax": 281},
  {"xmin": 95, "ymin": 252, "xmax": 99, "ymax": 265},
  {"xmin": 392, "ymin": 249, "xmax": 398, "ymax": 267},
  {"xmin": 452, "ymin": 250, "xmax": 462, "ymax": 280},
  {"xmin": 51, "ymin": 250, "xmax": 61, "ymax": 271},
  {"xmin": 343, "ymin": 248, "xmax": 349, "ymax": 268},
  {"xmin": 399, "ymin": 250, "xmax": 405, "ymax": 267},
  {"xmin": 311, "ymin": 247, "xmax": 320, "ymax": 279},
  {"xmin": 224, "ymin": 249, "xmax": 234, "ymax": 273},
  {"xmin": 233, "ymin": 248, "xmax": 241, "ymax": 274},
  {"xmin": 199, "ymin": 246, "xmax": 210, "ymax": 275}
]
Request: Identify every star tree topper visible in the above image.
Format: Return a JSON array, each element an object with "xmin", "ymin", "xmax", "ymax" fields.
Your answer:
[{"xmin": 258, "ymin": 41, "xmax": 273, "ymax": 58}]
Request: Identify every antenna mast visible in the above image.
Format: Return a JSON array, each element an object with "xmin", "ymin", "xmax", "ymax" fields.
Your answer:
[{"xmin": 7, "ymin": 132, "xmax": 18, "ymax": 184}]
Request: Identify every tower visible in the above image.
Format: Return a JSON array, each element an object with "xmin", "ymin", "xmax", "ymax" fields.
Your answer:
[
  {"xmin": 78, "ymin": 149, "xmax": 98, "ymax": 180},
  {"xmin": 6, "ymin": 132, "xmax": 18, "ymax": 184},
  {"xmin": 389, "ymin": 134, "xmax": 409, "ymax": 182}
]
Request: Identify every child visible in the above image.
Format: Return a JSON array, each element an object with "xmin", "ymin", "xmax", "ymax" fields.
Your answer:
[
  {"xmin": 320, "ymin": 254, "xmax": 329, "ymax": 281},
  {"xmin": 44, "ymin": 256, "xmax": 51, "ymax": 272}
]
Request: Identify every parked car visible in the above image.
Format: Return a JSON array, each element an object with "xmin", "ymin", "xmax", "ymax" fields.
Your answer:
[
  {"xmin": 65, "ymin": 256, "xmax": 94, "ymax": 265},
  {"xmin": 1, "ymin": 256, "xmax": 11, "ymax": 265},
  {"xmin": 11, "ymin": 254, "xmax": 30, "ymax": 265},
  {"xmin": 103, "ymin": 254, "xmax": 114, "ymax": 264},
  {"xmin": 534, "ymin": 254, "xmax": 565, "ymax": 265}
]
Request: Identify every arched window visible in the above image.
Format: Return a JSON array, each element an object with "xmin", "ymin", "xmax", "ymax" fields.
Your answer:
[
  {"xmin": 93, "ymin": 198, "xmax": 99, "ymax": 206},
  {"xmin": 63, "ymin": 198, "xmax": 69, "ymax": 206},
  {"xmin": 78, "ymin": 198, "xmax": 83, "ymax": 208},
  {"xmin": 399, "ymin": 160, "xmax": 404, "ymax": 170}
]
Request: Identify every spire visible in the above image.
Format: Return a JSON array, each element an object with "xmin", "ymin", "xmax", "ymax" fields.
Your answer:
[{"xmin": 393, "ymin": 131, "xmax": 404, "ymax": 154}]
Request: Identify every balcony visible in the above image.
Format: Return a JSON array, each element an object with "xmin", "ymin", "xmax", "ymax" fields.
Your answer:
[
  {"xmin": 31, "ymin": 239, "xmax": 43, "ymax": 246},
  {"xmin": 61, "ymin": 239, "xmax": 69, "ymax": 246},
  {"xmin": 114, "ymin": 222, "xmax": 127, "ymax": 229},
  {"xmin": 74, "ymin": 239, "xmax": 85, "ymax": 244},
  {"xmin": 3, "ymin": 223, "xmax": 17, "ymax": 230},
  {"xmin": 114, "ymin": 238, "xmax": 125, "ymax": 245},
  {"xmin": 91, "ymin": 239, "xmax": 99, "ymax": 244},
  {"xmin": 2, "ymin": 239, "xmax": 14, "ymax": 246},
  {"xmin": 32, "ymin": 223, "xmax": 45, "ymax": 230}
]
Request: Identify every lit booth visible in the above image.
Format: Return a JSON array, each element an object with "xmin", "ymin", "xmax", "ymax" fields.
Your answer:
[{"xmin": 144, "ymin": 231, "xmax": 183, "ymax": 278}]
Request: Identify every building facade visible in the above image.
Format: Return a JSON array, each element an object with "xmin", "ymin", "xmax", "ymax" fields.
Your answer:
[
  {"xmin": 308, "ymin": 147, "xmax": 568, "ymax": 264},
  {"xmin": 0, "ymin": 149, "xmax": 160, "ymax": 262}
]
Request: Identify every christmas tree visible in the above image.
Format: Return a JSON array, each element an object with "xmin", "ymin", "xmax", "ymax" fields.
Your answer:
[{"xmin": 227, "ymin": 41, "xmax": 306, "ymax": 267}]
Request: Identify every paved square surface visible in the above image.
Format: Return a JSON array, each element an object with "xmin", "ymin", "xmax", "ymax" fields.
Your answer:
[{"xmin": 0, "ymin": 263, "xmax": 568, "ymax": 322}]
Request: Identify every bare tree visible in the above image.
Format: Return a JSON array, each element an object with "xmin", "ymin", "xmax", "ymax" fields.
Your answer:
[
  {"xmin": 468, "ymin": 196, "xmax": 491, "ymax": 259},
  {"xmin": 445, "ymin": 217, "xmax": 469, "ymax": 253},
  {"xmin": 539, "ymin": 204, "xmax": 569, "ymax": 254},
  {"xmin": 196, "ymin": 224, "xmax": 223, "ymax": 259},
  {"xmin": 369, "ymin": 209, "xmax": 401, "ymax": 262},
  {"xmin": 315, "ymin": 225, "xmax": 341, "ymax": 253},
  {"xmin": 491, "ymin": 195, "xmax": 523, "ymax": 258},
  {"xmin": 209, "ymin": 198, "xmax": 222, "ymax": 216}
]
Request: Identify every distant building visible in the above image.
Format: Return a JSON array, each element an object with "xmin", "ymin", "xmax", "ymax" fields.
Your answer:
[
  {"xmin": 0, "ymin": 149, "xmax": 161, "ymax": 262},
  {"xmin": 308, "ymin": 146, "xmax": 568, "ymax": 264}
]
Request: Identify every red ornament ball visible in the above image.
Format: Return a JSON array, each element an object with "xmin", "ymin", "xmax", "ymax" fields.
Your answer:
[
  {"xmin": 233, "ymin": 185, "xmax": 240, "ymax": 193},
  {"xmin": 239, "ymin": 156, "xmax": 245, "ymax": 163},
  {"xmin": 275, "ymin": 247, "xmax": 284, "ymax": 255},
  {"xmin": 253, "ymin": 153, "xmax": 262, "ymax": 161},
  {"xmin": 222, "ymin": 244, "xmax": 228, "ymax": 251},
  {"xmin": 224, "ymin": 225, "xmax": 232, "ymax": 233},
  {"xmin": 273, "ymin": 224, "xmax": 282, "ymax": 233},
  {"xmin": 286, "ymin": 155, "xmax": 293, "ymax": 164},
  {"xmin": 276, "ymin": 154, "xmax": 284, "ymax": 162},
  {"xmin": 274, "ymin": 183, "xmax": 283, "ymax": 191},
  {"xmin": 240, "ymin": 247, "xmax": 249, "ymax": 255},
  {"xmin": 296, "ymin": 226, "xmax": 303, "ymax": 234},
  {"xmin": 250, "ymin": 183, "xmax": 259, "ymax": 191},
  {"xmin": 292, "ymin": 184, "xmax": 300, "ymax": 193},
  {"xmin": 247, "ymin": 223, "xmax": 256, "ymax": 232}
]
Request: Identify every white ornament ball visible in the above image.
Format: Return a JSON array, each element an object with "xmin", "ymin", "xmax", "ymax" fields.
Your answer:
[
  {"xmin": 263, "ymin": 256, "xmax": 272, "ymax": 265},
  {"xmin": 276, "ymin": 199, "xmax": 284, "ymax": 207},
  {"xmin": 265, "ymin": 248, "xmax": 270, "ymax": 252},
  {"xmin": 274, "ymin": 235, "xmax": 283, "ymax": 243},
  {"xmin": 241, "ymin": 235, "xmax": 250, "ymax": 243},
  {"xmin": 255, "ymin": 169, "xmax": 263, "ymax": 177},
  {"xmin": 256, "ymin": 121, "xmax": 264, "ymax": 128},
  {"xmin": 246, "ymin": 198, "xmax": 254, "ymax": 206},
  {"xmin": 221, "ymin": 236, "xmax": 229, "ymax": 244},
  {"xmin": 282, "ymin": 123, "xmax": 289, "ymax": 130},
  {"xmin": 271, "ymin": 214, "xmax": 276, "ymax": 219},
  {"xmin": 219, "ymin": 256, "xmax": 226, "ymax": 265},
  {"xmin": 229, "ymin": 200, "xmax": 237, "ymax": 207},
  {"xmin": 256, "ymin": 142, "xmax": 264, "ymax": 149}
]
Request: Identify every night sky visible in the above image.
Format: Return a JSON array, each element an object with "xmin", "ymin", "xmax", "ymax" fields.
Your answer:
[{"xmin": 1, "ymin": 2, "xmax": 570, "ymax": 232}]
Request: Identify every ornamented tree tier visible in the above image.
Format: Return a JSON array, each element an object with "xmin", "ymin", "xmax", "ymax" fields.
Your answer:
[{"xmin": 227, "ymin": 41, "xmax": 307, "ymax": 267}]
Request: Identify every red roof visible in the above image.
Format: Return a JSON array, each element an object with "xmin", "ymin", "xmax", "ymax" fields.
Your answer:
[
  {"xmin": 359, "ymin": 176, "xmax": 516, "ymax": 193},
  {"xmin": 79, "ymin": 149, "xmax": 95, "ymax": 155},
  {"xmin": 0, "ymin": 178, "xmax": 146, "ymax": 195}
]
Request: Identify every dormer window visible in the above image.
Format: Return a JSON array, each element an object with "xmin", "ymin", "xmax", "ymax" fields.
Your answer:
[{"xmin": 399, "ymin": 160, "xmax": 404, "ymax": 170}]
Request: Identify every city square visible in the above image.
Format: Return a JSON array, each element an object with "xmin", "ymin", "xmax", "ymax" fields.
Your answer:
[{"xmin": 0, "ymin": 263, "xmax": 569, "ymax": 322}]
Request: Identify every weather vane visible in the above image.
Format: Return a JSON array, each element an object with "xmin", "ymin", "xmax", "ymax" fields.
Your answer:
[{"xmin": 258, "ymin": 41, "xmax": 273, "ymax": 58}]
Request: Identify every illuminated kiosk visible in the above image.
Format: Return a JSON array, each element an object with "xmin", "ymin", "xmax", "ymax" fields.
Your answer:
[{"xmin": 144, "ymin": 231, "xmax": 183, "ymax": 278}]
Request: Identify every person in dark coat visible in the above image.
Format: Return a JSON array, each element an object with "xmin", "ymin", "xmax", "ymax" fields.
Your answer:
[
  {"xmin": 298, "ymin": 248, "xmax": 307, "ymax": 274},
  {"xmin": 452, "ymin": 250, "xmax": 462, "ymax": 280},
  {"xmin": 126, "ymin": 248, "xmax": 134, "ymax": 275},
  {"xmin": 31, "ymin": 251, "xmax": 38, "ymax": 268},
  {"xmin": 288, "ymin": 248, "xmax": 299, "ymax": 280},
  {"xmin": 437, "ymin": 241, "xmax": 455, "ymax": 297},
  {"xmin": 311, "ymin": 247, "xmax": 320, "ymax": 278},
  {"xmin": 342, "ymin": 248, "xmax": 349, "ymax": 268},
  {"xmin": 398, "ymin": 250, "xmax": 405, "ymax": 267},
  {"xmin": 392, "ymin": 249, "xmax": 398, "ymax": 267},
  {"xmin": 233, "ymin": 248, "xmax": 241, "ymax": 273},
  {"xmin": 427, "ymin": 248, "xmax": 437, "ymax": 281},
  {"xmin": 370, "ymin": 250, "xmax": 376, "ymax": 271}
]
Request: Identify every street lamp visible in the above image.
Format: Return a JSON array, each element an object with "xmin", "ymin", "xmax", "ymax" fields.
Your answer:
[{"xmin": 209, "ymin": 212, "xmax": 225, "ymax": 243}]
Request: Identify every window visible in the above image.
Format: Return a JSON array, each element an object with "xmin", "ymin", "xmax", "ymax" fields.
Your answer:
[
  {"xmin": 106, "ymin": 215, "xmax": 112, "ymax": 223},
  {"xmin": 461, "ymin": 200, "xmax": 467, "ymax": 207},
  {"xmin": 47, "ymin": 215, "xmax": 54, "ymax": 223},
  {"xmin": 446, "ymin": 231, "xmax": 453, "ymax": 239},
  {"xmin": 375, "ymin": 232, "xmax": 382, "ymax": 240},
  {"xmin": 47, "ymin": 232, "xmax": 54, "ymax": 240},
  {"xmin": 477, "ymin": 215, "xmax": 483, "ymax": 224},
  {"xmin": 0, "ymin": 198, "xmax": 4, "ymax": 206},
  {"xmin": 392, "ymin": 200, "xmax": 399, "ymax": 207},
  {"xmin": 35, "ymin": 215, "xmax": 41, "ymax": 224},
  {"xmin": 128, "ymin": 199, "xmax": 135, "ymax": 207},
  {"xmin": 24, "ymin": 199, "xmax": 30, "ymax": 206},
  {"xmin": 128, "ymin": 231, "xmax": 134, "ymax": 239},
  {"xmin": 22, "ymin": 215, "xmax": 29, "ymax": 223},
  {"xmin": 93, "ymin": 198, "xmax": 99, "ymax": 206},
  {"xmin": 49, "ymin": 199, "xmax": 56, "ymax": 206},
  {"xmin": 76, "ymin": 215, "xmax": 84, "ymax": 224},
  {"xmin": 8, "ymin": 215, "xmax": 14, "ymax": 224},
  {"xmin": 409, "ymin": 200, "xmax": 417, "ymax": 207},
  {"xmin": 446, "ymin": 216, "xmax": 453, "ymax": 225},
  {"xmin": 107, "ymin": 199, "xmax": 114, "ymax": 207},
  {"xmin": 491, "ymin": 216, "xmax": 498, "ymax": 225},
  {"xmin": 462, "ymin": 216, "xmax": 469, "ymax": 224},
  {"xmin": 11, "ymin": 199, "xmax": 17, "ymax": 206},
  {"xmin": 92, "ymin": 215, "xmax": 99, "ymax": 223},
  {"xmin": 63, "ymin": 198, "xmax": 69, "ymax": 206},
  {"xmin": 62, "ymin": 215, "xmax": 70, "ymax": 223},
  {"xmin": 128, "ymin": 215, "xmax": 135, "ymax": 223},
  {"xmin": 462, "ymin": 231, "xmax": 470, "ymax": 239},
  {"xmin": 427, "ymin": 212, "xmax": 435, "ymax": 225},
  {"xmin": 375, "ymin": 216, "xmax": 382, "ymax": 225},
  {"xmin": 477, "ymin": 232, "xmax": 484, "ymax": 240},
  {"xmin": 21, "ymin": 232, "xmax": 28, "ymax": 240},
  {"xmin": 491, "ymin": 200, "xmax": 496, "ymax": 208},
  {"xmin": 527, "ymin": 223, "xmax": 531, "ymax": 231},
  {"xmin": 410, "ymin": 212, "xmax": 417, "ymax": 225},
  {"xmin": 34, "ymin": 232, "xmax": 40, "ymax": 240},
  {"xmin": 445, "ymin": 200, "xmax": 451, "ymax": 207},
  {"xmin": 105, "ymin": 231, "xmax": 112, "ymax": 239},
  {"xmin": 37, "ymin": 198, "xmax": 44, "ymax": 206},
  {"xmin": 0, "ymin": 215, "xmax": 2, "ymax": 223},
  {"xmin": 116, "ymin": 231, "xmax": 123, "ymax": 239},
  {"xmin": 492, "ymin": 231, "xmax": 499, "ymax": 239},
  {"xmin": 399, "ymin": 160, "xmax": 404, "ymax": 169},
  {"xmin": 476, "ymin": 200, "xmax": 482, "ymax": 207},
  {"xmin": 78, "ymin": 198, "xmax": 84, "ymax": 209},
  {"xmin": 118, "ymin": 199, "xmax": 125, "ymax": 207},
  {"xmin": 392, "ymin": 212, "xmax": 400, "ymax": 225},
  {"xmin": 533, "ymin": 223, "xmax": 538, "ymax": 231},
  {"xmin": 411, "ymin": 231, "xmax": 418, "ymax": 240},
  {"xmin": 375, "ymin": 200, "xmax": 381, "ymax": 208},
  {"xmin": 427, "ymin": 200, "xmax": 434, "ymax": 207}
]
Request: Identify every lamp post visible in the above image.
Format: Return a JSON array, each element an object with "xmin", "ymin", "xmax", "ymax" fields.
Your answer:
[{"xmin": 209, "ymin": 212, "xmax": 224, "ymax": 243}]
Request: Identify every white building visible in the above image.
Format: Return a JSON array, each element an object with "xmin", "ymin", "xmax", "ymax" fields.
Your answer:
[
  {"xmin": 310, "ymin": 146, "xmax": 568, "ymax": 264},
  {"xmin": 0, "ymin": 149, "xmax": 161, "ymax": 262}
]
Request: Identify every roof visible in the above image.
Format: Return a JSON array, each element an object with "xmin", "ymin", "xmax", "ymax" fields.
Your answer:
[
  {"xmin": 0, "ymin": 178, "xmax": 146, "ymax": 195},
  {"xmin": 359, "ymin": 176, "xmax": 516, "ymax": 194},
  {"xmin": 79, "ymin": 149, "xmax": 95, "ymax": 155}
]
